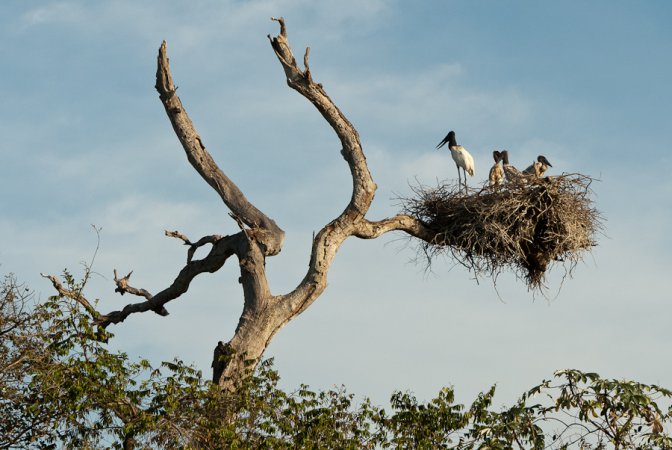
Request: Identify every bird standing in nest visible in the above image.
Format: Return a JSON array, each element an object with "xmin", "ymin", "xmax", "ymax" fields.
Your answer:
[
  {"xmin": 501, "ymin": 150, "xmax": 528, "ymax": 184},
  {"xmin": 436, "ymin": 130, "xmax": 475, "ymax": 193},
  {"xmin": 523, "ymin": 155, "xmax": 553, "ymax": 177},
  {"xmin": 488, "ymin": 150, "xmax": 504, "ymax": 187}
]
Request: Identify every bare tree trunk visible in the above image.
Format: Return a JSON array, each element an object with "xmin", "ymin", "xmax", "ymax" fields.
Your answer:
[{"xmin": 46, "ymin": 18, "xmax": 437, "ymax": 390}]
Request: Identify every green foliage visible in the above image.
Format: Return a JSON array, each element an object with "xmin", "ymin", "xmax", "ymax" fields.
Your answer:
[{"xmin": 2, "ymin": 271, "xmax": 671, "ymax": 449}]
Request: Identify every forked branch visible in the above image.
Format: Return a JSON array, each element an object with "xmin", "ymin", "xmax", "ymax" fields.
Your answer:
[
  {"xmin": 155, "ymin": 41, "xmax": 284, "ymax": 256},
  {"xmin": 45, "ymin": 231, "xmax": 249, "ymax": 328},
  {"xmin": 98, "ymin": 232, "xmax": 248, "ymax": 327},
  {"xmin": 267, "ymin": 18, "xmax": 433, "ymax": 319},
  {"xmin": 44, "ymin": 20, "xmax": 468, "ymax": 388},
  {"xmin": 165, "ymin": 230, "xmax": 225, "ymax": 263},
  {"xmin": 268, "ymin": 17, "xmax": 375, "ymax": 220}
]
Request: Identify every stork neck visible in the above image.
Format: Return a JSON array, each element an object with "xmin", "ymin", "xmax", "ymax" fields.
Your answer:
[{"xmin": 448, "ymin": 135, "xmax": 457, "ymax": 148}]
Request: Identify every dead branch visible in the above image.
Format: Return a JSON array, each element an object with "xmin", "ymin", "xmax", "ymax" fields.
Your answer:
[
  {"xmin": 113, "ymin": 270, "xmax": 152, "ymax": 300},
  {"xmin": 165, "ymin": 230, "xmax": 225, "ymax": 263},
  {"xmin": 44, "ymin": 230, "xmax": 249, "ymax": 329},
  {"xmin": 353, "ymin": 215, "xmax": 435, "ymax": 242},
  {"xmin": 96, "ymin": 233, "xmax": 248, "ymax": 327},
  {"xmin": 165, "ymin": 230, "xmax": 192, "ymax": 245},
  {"xmin": 155, "ymin": 41, "xmax": 284, "ymax": 256},
  {"xmin": 40, "ymin": 273, "xmax": 99, "ymax": 319}
]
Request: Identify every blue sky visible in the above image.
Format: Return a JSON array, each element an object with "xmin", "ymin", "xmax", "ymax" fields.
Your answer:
[{"xmin": 1, "ymin": 1, "xmax": 671, "ymax": 407}]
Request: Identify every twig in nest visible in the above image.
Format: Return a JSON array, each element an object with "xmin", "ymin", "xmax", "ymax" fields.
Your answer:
[{"xmin": 401, "ymin": 174, "xmax": 603, "ymax": 291}]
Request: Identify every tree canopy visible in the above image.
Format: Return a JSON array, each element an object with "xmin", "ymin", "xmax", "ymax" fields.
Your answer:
[{"xmin": 2, "ymin": 272, "xmax": 670, "ymax": 449}]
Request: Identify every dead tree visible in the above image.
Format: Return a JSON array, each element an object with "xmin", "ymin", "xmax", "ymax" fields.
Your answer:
[
  {"xmin": 43, "ymin": 18, "xmax": 436, "ymax": 389},
  {"xmin": 45, "ymin": 18, "xmax": 598, "ymax": 389}
]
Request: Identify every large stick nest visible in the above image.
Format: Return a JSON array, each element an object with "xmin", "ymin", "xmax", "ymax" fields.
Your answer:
[{"xmin": 402, "ymin": 174, "xmax": 603, "ymax": 291}]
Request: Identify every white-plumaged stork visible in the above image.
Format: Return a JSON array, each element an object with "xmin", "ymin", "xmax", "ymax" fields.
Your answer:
[{"xmin": 436, "ymin": 130, "xmax": 475, "ymax": 192}]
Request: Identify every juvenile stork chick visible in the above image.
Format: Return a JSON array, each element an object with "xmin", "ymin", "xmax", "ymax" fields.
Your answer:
[
  {"xmin": 488, "ymin": 150, "xmax": 504, "ymax": 187},
  {"xmin": 523, "ymin": 155, "xmax": 553, "ymax": 177},
  {"xmin": 501, "ymin": 150, "xmax": 527, "ymax": 184}
]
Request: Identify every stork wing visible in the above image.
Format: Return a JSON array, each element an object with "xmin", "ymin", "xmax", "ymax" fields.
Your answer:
[{"xmin": 523, "ymin": 163, "xmax": 535, "ymax": 175}]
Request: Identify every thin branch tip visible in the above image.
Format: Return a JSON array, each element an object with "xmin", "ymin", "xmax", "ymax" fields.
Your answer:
[
  {"xmin": 270, "ymin": 16, "xmax": 287, "ymax": 36},
  {"xmin": 303, "ymin": 47, "xmax": 312, "ymax": 80},
  {"xmin": 165, "ymin": 230, "xmax": 192, "ymax": 245}
]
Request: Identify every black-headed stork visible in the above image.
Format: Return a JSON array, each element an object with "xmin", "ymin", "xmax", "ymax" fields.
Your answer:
[
  {"xmin": 488, "ymin": 150, "xmax": 504, "ymax": 187},
  {"xmin": 523, "ymin": 155, "xmax": 553, "ymax": 177},
  {"xmin": 436, "ymin": 130, "xmax": 475, "ymax": 192}
]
